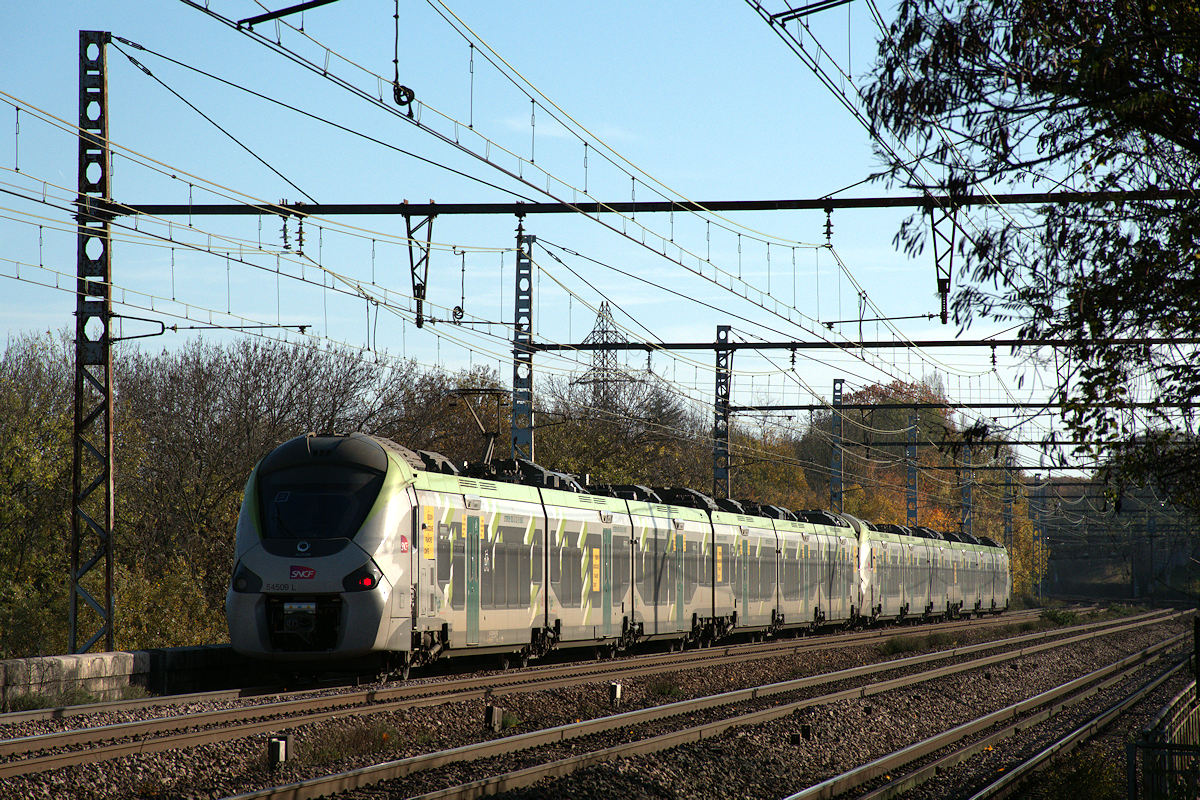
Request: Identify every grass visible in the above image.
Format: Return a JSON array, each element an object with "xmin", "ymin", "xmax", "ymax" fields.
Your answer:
[
  {"xmin": 5, "ymin": 682, "xmax": 152, "ymax": 712},
  {"xmin": 6, "ymin": 685, "xmax": 100, "ymax": 711},
  {"xmin": 645, "ymin": 676, "xmax": 686, "ymax": 700},
  {"xmin": 292, "ymin": 721, "xmax": 400, "ymax": 768},
  {"xmin": 878, "ymin": 635, "xmax": 923, "ymax": 656},
  {"xmin": 925, "ymin": 632, "xmax": 954, "ymax": 649},
  {"xmin": 1040, "ymin": 607, "xmax": 1080, "ymax": 626},
  {"xmin": 878, "ymin": 631, "xmax": 957, "ymax": 656}
]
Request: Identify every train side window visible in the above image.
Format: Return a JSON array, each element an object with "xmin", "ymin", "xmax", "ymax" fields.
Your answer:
[
  {"xmin": 782, "ymin": 548, "xmax": 798, "ymax": 601},
  {"xmin": 635, "ymin": 543, "xmax": 647, "ymax": 601},
  {"xmin": 684, "ymin": 536, "xmax": 697, "ymax": 597},
  {"xmin": 549, "ymin": 533, "xmax": 561, "ymax": 585},
  {"xmin": 614, "ymin": 536, "xmax": 630, "ymax": 600},
  {"xmin": 510, "ymin": 541, "xmax": 524, "ymax": 609},
  {"xmin": 562, "ymin": 545, "xmax": 581, "ymax": 607},
  {"xmin": 481, "ymin": 541, "xmax": 495, "ymax": 609},
  {"xmin": 531, "ymin": 527, "xmax": 543, "ymax": 583},
  {"xmin": 436, "ymin": 528, "xmax": 451, "ymax": 582},
  {"xmin": 451, "ymin": 539, "xmax": 464, "ymax": 610}
]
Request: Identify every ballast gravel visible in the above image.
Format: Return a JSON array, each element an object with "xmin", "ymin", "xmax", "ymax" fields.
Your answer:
[{"xmin": 0, "ymin": 613, "xmax": 1189, "ymax": 800}]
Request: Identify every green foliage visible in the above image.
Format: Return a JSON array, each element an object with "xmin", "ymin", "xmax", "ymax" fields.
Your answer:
[
  {"xmin": 1040, "ymin": 608, "xmax": 1080, "ymax": 626},
  {"xmin": 115, "ymin": 559, "xmax": 227, "ymax": 650},
  {"xmin": 865, "ymin": 0, "xmax": 1200, "ymax": 514},
  {"xmin": 1028, "ymin": 749, "xmax": 1125, "ymax": 800},
  {"xmin": 0, "ymin": 332, "xmax": 72, "ymax": 660}
]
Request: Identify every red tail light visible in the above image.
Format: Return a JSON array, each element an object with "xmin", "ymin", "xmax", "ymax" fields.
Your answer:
[{"xmin": 343, "ymin": 563, "xmax": 383, "ymax": 592}]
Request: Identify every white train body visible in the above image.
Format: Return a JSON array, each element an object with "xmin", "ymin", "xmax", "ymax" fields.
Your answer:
[{"xmin": 227, "ymin": 434, "xmax": 1011, "ymax": 663}]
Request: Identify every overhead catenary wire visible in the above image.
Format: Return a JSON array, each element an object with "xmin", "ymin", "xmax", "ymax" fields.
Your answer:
[
  {"xmin": 177, "ymin": 1, "xmax": 847, "ymax": 339},
  {"xmin": 14, "ymin": 18, "xmax": 1128, "ymax": 491}
]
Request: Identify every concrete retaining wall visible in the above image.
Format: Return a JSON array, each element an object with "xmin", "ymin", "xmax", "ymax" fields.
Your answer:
[{"xmin": 0, "ymin": 645, "xmax": 252, "ymax": 710}]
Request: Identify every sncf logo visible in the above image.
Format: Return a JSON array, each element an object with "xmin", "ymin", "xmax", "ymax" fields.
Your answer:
[{"xmin": 290, "ymin": 566, "xmax": 316, "ymax": 580}]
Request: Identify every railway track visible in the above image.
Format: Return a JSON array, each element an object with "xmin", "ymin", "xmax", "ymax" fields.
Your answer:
[
  {"xmin": 211, "ymin": 609, "xmax": 1183, "ymax": 800},
  {"xmin": 0, "ymin": 608, "xmax": 1061, "ymax": 779},
  {"xmin": 31, "ymin": 608, "xmax": 1163, "ymax": 800},
  {"xmin": 788, "ymin": 636, "xmax": 1189, "ymax": 799},
  {"xmin": 3, "ymin": 606, "xmax": 1166, "ymax": 799},
  {"xmin": 0, "ymin": 607, "xmax": 1054, "ymax": 730}
]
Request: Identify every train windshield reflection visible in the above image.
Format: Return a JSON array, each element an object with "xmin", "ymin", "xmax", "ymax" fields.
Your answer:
[{"xmin": 259, "ymin": 464, "xmax": 384, "ymax": 540}]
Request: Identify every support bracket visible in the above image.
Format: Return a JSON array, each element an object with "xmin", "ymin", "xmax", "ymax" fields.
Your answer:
[
  {"xmin": 404, "ymin": 203, "xmax": 435, "ymax": 328},
  {"xmin": 928, "ymin": 202, "xmax": 958, "ymax": 325}
]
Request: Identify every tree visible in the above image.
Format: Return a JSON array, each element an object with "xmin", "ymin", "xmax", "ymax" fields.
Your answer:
[
  {"xmin": 0, "ymin": 333, "xmax": 72, "ymax": 657},
  {"xmin": 863, "ymin": 0, "xmax": 1200, "ymax": 513}
]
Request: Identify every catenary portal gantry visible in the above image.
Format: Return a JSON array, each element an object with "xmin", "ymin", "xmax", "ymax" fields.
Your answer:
[{"xmin": 70, "ymin": 29, "xmax": 1190, "ymax": 653}]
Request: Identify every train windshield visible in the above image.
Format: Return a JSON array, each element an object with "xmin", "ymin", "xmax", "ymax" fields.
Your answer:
[{"xmin": 258, "ymin": 464, "xmax": 385, "ymax": 541}]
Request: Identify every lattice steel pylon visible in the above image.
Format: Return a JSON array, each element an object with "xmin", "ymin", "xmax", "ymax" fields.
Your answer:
[
  {"xmin": 573, "ymin": 301, "xmax": 626, "ymax": 411},
  {"xmin": 71, "ymin": 30, "xmax": 115, "ymax": 654}
]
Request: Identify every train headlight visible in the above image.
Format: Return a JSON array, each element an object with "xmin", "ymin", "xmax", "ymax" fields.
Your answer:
[
  {"xmin": 232, "ymin": 564, "xmax": 263, "ymax": 593},
  {"xmin": 342, "ymin": 563, "xmax": 383, "ymax": 592}
]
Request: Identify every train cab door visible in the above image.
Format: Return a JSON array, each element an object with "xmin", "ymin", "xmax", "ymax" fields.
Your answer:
[
  {"xmin": 465, "ymin": 496, "xmax": 482, "ymax": 645},
  {"xmin": 406, "ymin": 489, "xmax": 430, "ymax": 623}
]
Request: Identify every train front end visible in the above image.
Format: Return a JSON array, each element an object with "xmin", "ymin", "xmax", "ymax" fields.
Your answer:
[{"xmin": 226, "ymin": 433, "xmax": 418, "ymax": 659}]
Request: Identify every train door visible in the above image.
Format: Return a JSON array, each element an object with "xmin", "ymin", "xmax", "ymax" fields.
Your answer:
[
  {"xmin": 708, "ymin": 517, "xmax": 737, "ymax": 630},
  {"xmin": 412, "ymin": 482, "xmax": 466, "ymax": 645},
  {"xmin": 465, "ymin": 502, "xmax": 481, "ymax": 645},
  {"xmin": 739, "ymin": 530, "xmax": 750, "ymax": 623},
  {"xmin": 601, "ymin": 523, "xmax": 613, "ymax": 638},
  {"xmin": 800, "ymin": 534, "xmax": 811, "ymax": 621},
  {"xmin": 674, "ymin": 525, "xmax": 686, "ymax": 629}
]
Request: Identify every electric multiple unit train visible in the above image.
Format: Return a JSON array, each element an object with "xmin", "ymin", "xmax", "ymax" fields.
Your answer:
[{"xmin": 227, "ymin": 433, "xmax": 1011, "ymax": 669}]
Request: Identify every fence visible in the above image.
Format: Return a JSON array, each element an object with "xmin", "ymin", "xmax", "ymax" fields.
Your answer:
[{"xmin": 1130, "ymin": 679, "xmax": 1200, "ymax": 799}]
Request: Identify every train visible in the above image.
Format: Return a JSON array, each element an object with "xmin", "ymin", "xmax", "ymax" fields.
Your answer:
[{"xmin": 227, "ymin": 432, "xmax": 1011, "ymax": 671}]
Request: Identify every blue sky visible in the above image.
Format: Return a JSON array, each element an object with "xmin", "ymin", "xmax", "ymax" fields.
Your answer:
[{"xmin": 0, "ymin": 1, "xmax": 1082, "ymax": 477}]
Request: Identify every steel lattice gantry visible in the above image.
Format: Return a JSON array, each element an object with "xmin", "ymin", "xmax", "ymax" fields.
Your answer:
[
  {"xmin": 71, "ymin": 30, "xmax": 116, "ymax": 654},
  {"xmin": 830, "ymin": 378, "xmax": 844, "ymax": 514},
  {"xmin": 510, "ymin": 223, "xmax": 535, "ymax": 461},
  {"xmin": 713, "ymin": 326, "xmax": 732, "ymax": 498}
]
